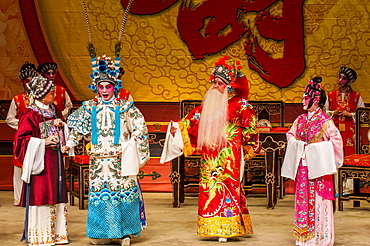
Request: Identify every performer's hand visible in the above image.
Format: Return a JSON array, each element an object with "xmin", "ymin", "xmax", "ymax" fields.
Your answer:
[
  {"xmin": 170, "ymin": 120, "xmax": 177, "ymax": 137},
  {"xmin": 54, "ymin": 118, "xmax": 64, "ymax": 127},
  {"xmin": 338, "ymin": 110, "xmax": 351, "ymax": 117},
  {"xmin": 333, "ymin": 109, "xmax": 340, "ymax": 116},
  {"xmin": 45, "ymin": 133, "xmax": 59, "ymax": 146},
  {"xmin": 61, "ymin": 145, "xmax": 70, "ymax": 153}
]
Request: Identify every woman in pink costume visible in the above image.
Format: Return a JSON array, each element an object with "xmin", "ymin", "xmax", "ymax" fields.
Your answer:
[{"xmin": 282, "ymin": 77, "xmax": 343, "ymax": 245}]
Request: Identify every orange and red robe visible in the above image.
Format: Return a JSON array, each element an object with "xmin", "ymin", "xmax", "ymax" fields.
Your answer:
[
  {"xmin": 53, "ymin": 85, "xmax": 67, "ymax": 114},
  {"xmin": 327, "ymin": 88, "xmax": 362, "ymax": 156},
  {"xmin": 12, "ymin": 92, "xmax": 31, "ymax": 167},
  {"xmin": 179, "ymin": 96, "xmax": 259, "ymax": 238}
]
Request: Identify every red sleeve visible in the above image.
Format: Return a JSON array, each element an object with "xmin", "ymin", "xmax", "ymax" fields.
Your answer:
[
  {"xmin": 238, "ymin": 100, "xmax": 260, "ymax": 154},
  {"xmin": 14, "ymin": 110, "xmax": 41, "ymax": 164},
  {"xmin": 181, "ymin": 105, "xmax": 202, "ymax": 148},
  {"xmin": 234, "ymin": 100, "xmax": 258, "ymax": 146},
  {"xmin": 119, "ymin": 89, "xmax": 131, "ymax": 100}
]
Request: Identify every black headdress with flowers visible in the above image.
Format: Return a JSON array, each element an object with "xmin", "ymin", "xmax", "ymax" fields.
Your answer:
[
  {"xmin": 27, "ymin": 75, "xmax": 55, "ymax": 100},
  {"xmin": 339, "ymin": 66, "xmax": 357, "ymax": 86},
  {"xmin": 38, "ymin": 62, "xmax": 58, "ymax": 74}
]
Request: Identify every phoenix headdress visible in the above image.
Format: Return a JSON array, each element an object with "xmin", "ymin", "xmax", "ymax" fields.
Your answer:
[{"xmin": 81, "ymin": 0, "xmax": 134, "ymax": 96}]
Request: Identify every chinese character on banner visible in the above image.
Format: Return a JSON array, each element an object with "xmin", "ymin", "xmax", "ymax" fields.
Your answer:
[{"xmin": 121, "ymin": 0, "xmax": 305, "ymax": 88}]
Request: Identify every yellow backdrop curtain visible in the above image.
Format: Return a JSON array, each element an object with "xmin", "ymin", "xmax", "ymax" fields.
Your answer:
[{"xmin": 1, "ymin": 0, "xmax": 369, "ymax": 103}]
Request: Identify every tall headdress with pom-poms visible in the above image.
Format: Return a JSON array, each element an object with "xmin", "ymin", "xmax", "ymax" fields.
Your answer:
[
  {"xmin": 209, "ymin": 55, "xmax": 249, "ymax": 99},
  {"xmin": 81, "ymin": 0, "xmax": 134, "ymax": 146},
  {"xmin": 81, "ymin": 0, "xmax": 134, "ymax": 96},
  {"xmin": 88, "ymin": 55, "xmax": 123, "ymax": 94}
]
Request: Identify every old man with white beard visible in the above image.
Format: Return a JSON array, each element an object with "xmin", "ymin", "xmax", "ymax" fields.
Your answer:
[{"xmin": 161, "ymin": 56, "xmax": 259, "ymax": 243}]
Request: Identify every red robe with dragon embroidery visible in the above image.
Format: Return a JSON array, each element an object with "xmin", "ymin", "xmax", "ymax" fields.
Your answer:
[{"xmin": 179, "ymin": 96, "xmax": 259, "ymax": 238}]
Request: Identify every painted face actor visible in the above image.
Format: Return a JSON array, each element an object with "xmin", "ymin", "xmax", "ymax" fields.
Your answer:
[
  {"xmin": 282, "ymin": 76, "xmax": 343, "ymax": 246},
  {"xmin": 6, "ymin": 62, "xmax": 38, "ymax": 206},
  {"xmin": 325, "ymin": 67, "xmax": 364, "ymax": 195},
  {"xmin": 14, "ymin": 75, "xmax": 69, "ymax": 245},
  {"xmin": 63, "ymin": 55, "xmax": 149, "ymax": 246},
  {"xmin": 325, "ymin": 66, "xmax": 364, "ymax": 156}
]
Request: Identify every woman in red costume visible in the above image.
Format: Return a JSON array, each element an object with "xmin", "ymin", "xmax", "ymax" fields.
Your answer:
[
  {"xmin": 325, "ymin": 67, "xmax": 364, "ymax": 195},
  {"xmin": 6, "ymin": 62, "xmax": 38, "ymax": 206},
  {"xmin": 15, "ymin": 75, "xmax": 69, "ymax": 246},
  {"xmin": 325, "ymin": 66, "xmax": 364, "ymax": 156}
]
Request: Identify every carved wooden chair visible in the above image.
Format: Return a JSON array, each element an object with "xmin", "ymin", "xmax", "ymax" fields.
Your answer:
[
  {"xmin": 243, "ymin": 101, "xmax": 285, "ymax": 204},
  {"xmin": 170, "ymin": 100, "xmax": 202, "ymax": 207},
  {"xmin": 338, "ymin": 107, "xmax": 370, "ymax": 211}
]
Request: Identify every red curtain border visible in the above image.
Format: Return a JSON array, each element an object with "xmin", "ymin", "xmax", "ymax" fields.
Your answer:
[{"xmin": 17, "ymin": 0, "xmax": 78, "ymax": 100}]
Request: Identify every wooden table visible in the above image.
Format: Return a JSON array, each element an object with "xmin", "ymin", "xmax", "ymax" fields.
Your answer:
[
  {"xmin": 68, "ymin": 157, "xmax": 89, "ymax": 210},
  {"xmin": 259, "ymin": 132, "xmax": 287, "ymax": 209},
  {"xmin": 338, "ymin": 154, "xmax": 370, "ymax": 211}
]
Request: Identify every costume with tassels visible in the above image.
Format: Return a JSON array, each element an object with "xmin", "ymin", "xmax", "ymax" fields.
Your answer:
[
  {"xmin": 66, "ymin": 1, "xmax": 149, "ymax": 242},
  {"xmin": 66, "ymin": 56, "xmax": 149, "ymax": 240},
  {"xmin": 282, "ymin": 77, "xmax": 343, "ymax": 245},
  {"xmin": 175, "ymin": 56, "xmax": 259, "ymax": 238}
]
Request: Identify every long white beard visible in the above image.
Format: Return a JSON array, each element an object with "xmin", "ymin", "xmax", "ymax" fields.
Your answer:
[{"xmin": 197, "ymin": 86, "xmax": 228, "ymax": 149}]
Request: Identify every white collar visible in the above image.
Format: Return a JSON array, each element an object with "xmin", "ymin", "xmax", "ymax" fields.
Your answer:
[
  {"xmin": 308, "ymin": 107, "xmax": 320, "ymax": 119},
  {"xmin": 100, "ymin": 96, "xmax": 116, "ymax": 105},
  {"xmin": 35, "ymin": 99, "xmax": 50, "ymax": 109}
]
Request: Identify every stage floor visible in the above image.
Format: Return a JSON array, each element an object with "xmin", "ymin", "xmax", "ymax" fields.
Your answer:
[{"xmin": 0, "ymin": 191, "xmax": 369, "ymax": 246}]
